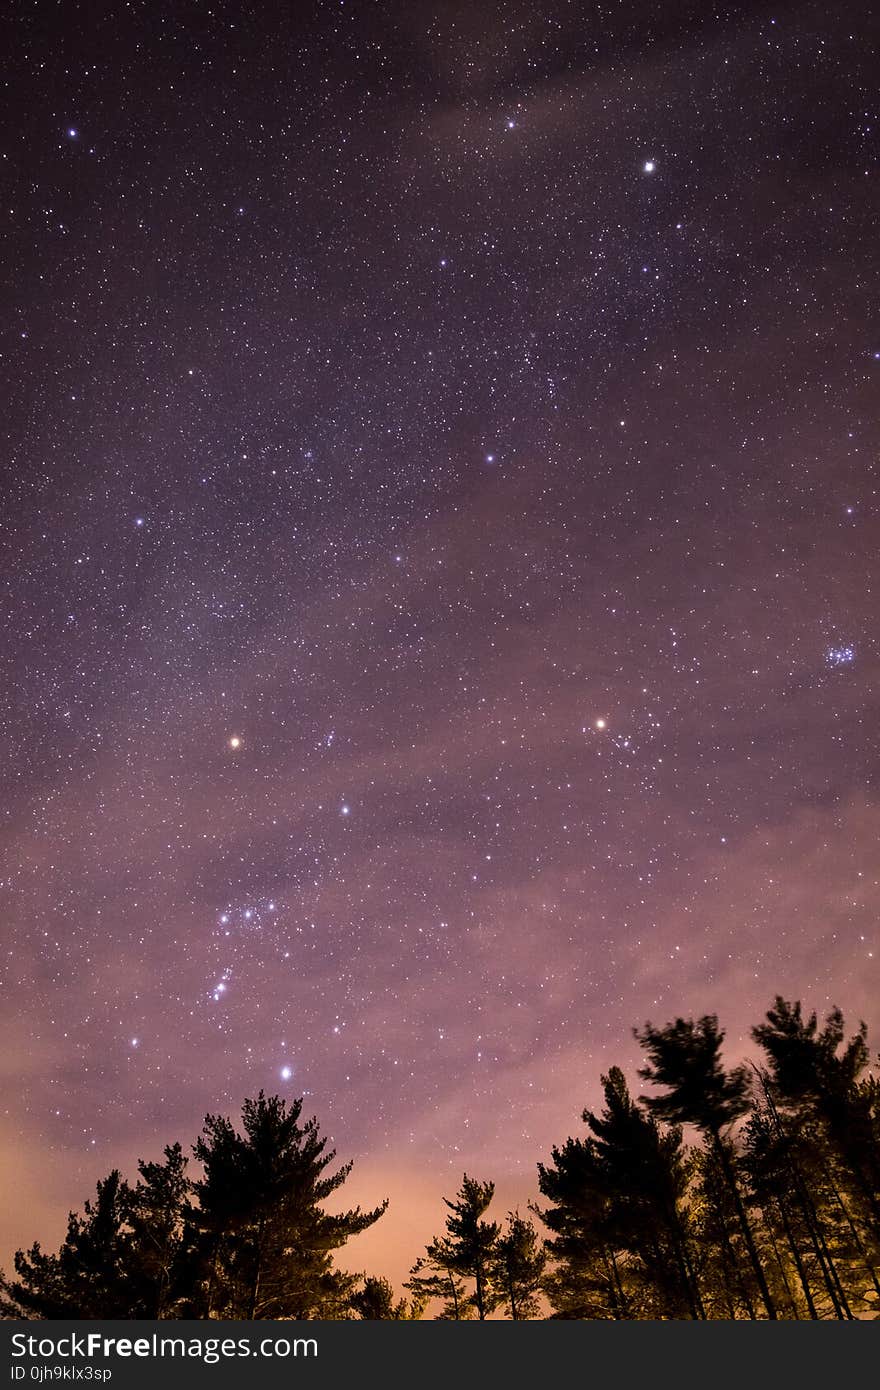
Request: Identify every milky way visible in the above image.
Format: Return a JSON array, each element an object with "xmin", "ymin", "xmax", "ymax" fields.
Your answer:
[{"xmin": 2, "ymin": 1, "xmax": 878, "ymax": 1285}]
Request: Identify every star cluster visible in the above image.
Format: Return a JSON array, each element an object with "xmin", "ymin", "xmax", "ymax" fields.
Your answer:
[{"xmin": 1, "ymin": 0, "xmax": 878, "ymax": 1284}]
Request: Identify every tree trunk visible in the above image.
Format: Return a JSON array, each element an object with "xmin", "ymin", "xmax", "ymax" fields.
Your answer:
[
  {"xmin": 668, "ymin": 1206, "xmax": 705, "ymax": 1319},
  {"xmin": 764, "ymin": 1213, "xmax": 799, "ymax": 1317},
  {"xmin": 776, "ymin": 1195, "xmax": 818, "ymax": 1318},
  {"xmin": 757, "ymin": 1083, "xmax": 847, "ymax": 1318},
  {"xmin": 823, "ymin": 1164, "xmax": 880, "ymax": 1302},
  {"xmin": 446, "ymin": 1266, "xmax": 462, "ymax": 1320},
  {"xmin": 713, "ymin": 1132, "xmax": 777, "ymax": 1318},
  {"xmin": 474, "ymin": 1263, "xmax": 486, "ymax": 1320},
  {"xmin": 708, "ymin": 1167, "xmax": 756, "ymax": 1318},
  {"xmin": 246, "ymin": 1220, "xmax": 265, "ymax": 1320},
  {"xmin": 507, "ymin": 1268, "xmax": 519, "ymax": 1320}
]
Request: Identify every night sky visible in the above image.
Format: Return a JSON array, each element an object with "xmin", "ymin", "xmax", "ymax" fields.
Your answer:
[{"xmin": 2, "ymin": 0, "xmax": 879, "ymax": 1288}]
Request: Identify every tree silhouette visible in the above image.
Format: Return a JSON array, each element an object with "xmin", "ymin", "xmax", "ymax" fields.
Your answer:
[
  {"xmin": 404, "ymin": 1254, "xmax": 473, "ymax": 1320},
  {"xmin": 741, "ymin": 1091, "xmax": 849, "ymax": 1318},
  {"xmin": 1, "ymin": 1171, "xmax": 135, "ymax": 1319},
  {"xmin": 536, "ymin": 1067, "xmax": 704, "ymax": 1318},
  {"xmin": 127, "ymin": 1144, "xmax": 190, "ymax": 1317},
  {"xmin": 491, "ymin": 1212, "xmax": 546, "ymax": 1319},
  {"xmin": 536, "ymin": 1131, "xmax": 633, "ymax": 1318},
  {"xmin": 3, "ymin": 998, "xmax": 878, "ymax": 1322},
  {"xmin": 438, "ymin": 1175, "xmax": 501, "ymax": 1320},
  {"xmin": 191, "ymin": 1091, "xmax": 387, "ymax": 1318},
  {"xmin": 1, "ymin": 1096, "xmax": 387, "ymax": 1321},
  {"xmin": 753, "ymin": 998, "xmax": 880, "ymax": 1246},
  {"xmin": 586, "ymin": 1066, "xmax": 704, "ymax": 1318},
  {"xmin": 410, "ymin": 1175, "xmax": 500, "ymax": 1319},
  {"xmin": 351, "ymin": 1275, "xmax": 424, "ymax": 1319},
  {"xmin": 635, "ymin": 1014, "xmax": 778, "ymax": 1318}
]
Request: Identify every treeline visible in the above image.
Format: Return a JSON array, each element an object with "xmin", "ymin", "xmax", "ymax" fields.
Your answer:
[{"xmin": 2, "ymin": 997, "xmax": 878, "ymax": 1320}]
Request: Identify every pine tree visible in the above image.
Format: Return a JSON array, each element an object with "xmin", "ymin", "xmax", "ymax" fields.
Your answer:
[
  {"xmin": 535, "ymin": 1068, "xmax": 704, "ymax": 1318},
  {"xmin": 350, "ymin": 1275, "xmax": 423, "ymax": 1319},
  {"xmin": 190, "ymin": 1091, "xmax": 386, "ymax": 1318},
  {"xmin": 437, "ymin": 1175, "xmax": 501, "ymax": 1320},
  {"xmin": 127, "ymin": 1144, "xmax": 191, "ymax": 1317},
  {"xmin": 690, "ymin": 1145, "xmax": 758, "ymax": 1318},
  {"xmin": 491, "ymin": 1212, "xmax": 546, "ymax": 1318},
  {"xmin": 411, "ymin": 1175, "xmax": 500, "ymax": 1319},
  {"xmin": 404, "ymin": 1253, "xmax": 474, "ymax": 1319},
  {"xmin": 1, "ymin": 1171, "xmax": 135, "ymax": 1318},
  {"xmin": 635, "ymin": 1015, "xmax": 777, "ymax": 1318},
  {"xmin": 536, "ymin": 1132, "xmax": 634, "ymax": 1318},
  {"xmin": 585, "ymin": 1066, "xmax": 705, "ymax": 1318},
  {"xmin": 753, "ymin": 1000, "xmax": 880, "ymax": 1315},
  {"xmin": 753, "ymin": 999, "xmax": 880, "ymax": 1245},
  {"xmin": 741, "ymin": 1094, "xmax": 851, "ymax": 1319}
]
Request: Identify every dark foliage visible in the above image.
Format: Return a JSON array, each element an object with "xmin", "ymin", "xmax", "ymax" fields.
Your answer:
[{"xmin": 1, "ymin": 1095, "xmax": 385, "ymax": 1321}]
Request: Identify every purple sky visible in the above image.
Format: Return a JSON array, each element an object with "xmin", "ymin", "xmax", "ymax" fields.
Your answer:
[{"xmin": 2, "ymin": 0, "xmax": 878, "ymax": 1290}]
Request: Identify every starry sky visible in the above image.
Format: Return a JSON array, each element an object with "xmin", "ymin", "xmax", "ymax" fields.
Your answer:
[{"xmin": 2, "ymin": 0, "xmax": 879, "ymax": 1289}]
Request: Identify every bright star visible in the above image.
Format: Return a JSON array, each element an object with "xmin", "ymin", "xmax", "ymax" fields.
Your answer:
[
  {"xmin": 643, "ymin": 160, "xmax": 655, "ymax": 172},
  {"xmin": 340, "ymin": 804, "xmax": 351, "ymax": 816},
  {"xmin": 594, "ymin": 718, "xmax": 607, "ymax": 730},
  {"xmin": 228, "ymin": 735, "xmax": 241, "ymax": 749},
  {"xmin": 280, "ymin": 1065, "xmax": 292, "ymax": 1080}
]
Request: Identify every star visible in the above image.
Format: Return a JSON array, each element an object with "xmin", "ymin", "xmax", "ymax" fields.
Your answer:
[
  {"xmin": 228, "ymin": 735, "xmax": 241, "ymax": 749},
  {"xmin": 594, "ymin": 718, "xmax": 607, "ymax": 730},
  {"xmin": 280, "ymin": 1065, "xmax": 292, "ymax": 1080},
  {"xmin": 643, "ymin": 160, "xmax": 655, "ymax": 172}
]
